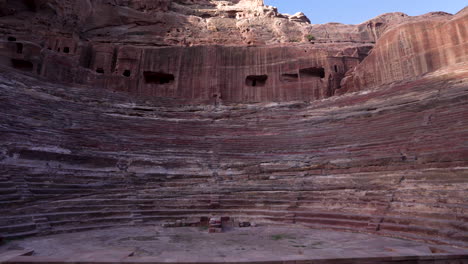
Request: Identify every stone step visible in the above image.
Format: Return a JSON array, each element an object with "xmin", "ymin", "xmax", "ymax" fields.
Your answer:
[
  {"xmin": 47, "ymin": 223, "xmax": 133, "ymax": 235},
  {"xmin": 293, "ymin": 216, "xmax": 370, "ymax": 229},
  {"xmin": 377, "ymin": 229, "xmax": 468, "ymax": 248},
  {"xmin": 0, "ymin": 223, "xmax": 36, "ymax": 234},
  {"xmin": 1, "ymin": 229, "xmax": 38, "ymax": 239},
  {"xmin": 0, "ymin": 194, "xmax": 22, "ymax": 202},
  {"xmin": 0, "ymin": 250, "xmax": 34, "ymax": 262},
  {"xmin": 0, "ymin": 188, "xmax": 19, "ymax": 195},
  {"xmin": 47, "ymin": 216, "xmax": 134, "ymax": 228},
  {"xmin": 379, "ymin": 222, "xmax": 468, "ymax": 241}
]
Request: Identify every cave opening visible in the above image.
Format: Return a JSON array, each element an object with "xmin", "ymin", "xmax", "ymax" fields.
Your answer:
[
  {"xmin": 96, "ymin": 68, "xmax": 104, "ymax": 74},
  {"xmin": 22, "ymin": 0, "xmax": 37, "ymax": 12},
  {"xmin": 334, "ymin": 65, "xmax": 338, "ymax": 73},
  {"xmin": 226, "ymin": 11, "xmax": 237, "ymax": 18},
  {"xmin": 63, "ymin": 47, "xmax": 70, "ymax": 54},
  {"xmin": 7, "ymin": 36, "xmax": 16, "ymax": 42},
  {"xmin": 246, "ymin": 75, "xmax": 268, "ymax": 87},
  {"xmin": 16, "ymin": 43, "xmax": 23, "ymax": 54},
  {"xmin": 281, "ymin": 73, "xmax": 299, "ymax": 82},
  {"xmin": 144, "ymin": 71, "xmax": 175, "ymax": 84},
  {"xmin": 11, "ymin": 59, "xmax": 33, "ymax": 71},
  {"xmin": 36, "ymin": 62, "xmax": 42, "ymax": 75},
  {"xmin": 123, "ymin": 70, "xmax": 131, "ymax": 77},
  {"xmin": 300, "ymin": 67, "xmax": 325, "ymax": 78},
  {"xmin": 201, "ymin": 14, "xmax": 213, "ymax": 19}
]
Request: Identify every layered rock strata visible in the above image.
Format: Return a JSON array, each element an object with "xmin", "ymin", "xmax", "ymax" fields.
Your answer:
[
  {"xmin": 0, "ymin": 64, "xmax": 467, "ymax": 247},
  {"xmin": 0, "ymin": 0, "xmax": 467, "ymax": 251},
  {"xmin": 0, "ymin": 0, "xmax": 463, "ymax": 103},
  {"xmin": 340, "ymin": 9, "xmax": 468, "ymax": 93}
]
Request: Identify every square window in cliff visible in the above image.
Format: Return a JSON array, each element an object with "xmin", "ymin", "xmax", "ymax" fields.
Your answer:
[
  {"xmin": 63, "ymin": 47, "xmax": 70, "ymax": 54},
  {"xmin": 123, "ymin": 70, "xmax": 131, "ymax": 77},
  {"xmin": 23, "ymin": 0, "xmax": 37, "ymax": 11},
  {"xmin": 144, "ymin": 71, "xmax": 175, "ymax": 85},
  {"xmin": 281, "ymin": 73, "xmax": 299, "ymax": 82},
  {"xmin": 96, "ymin": 68, "xmax": 105, "ymax": 74},
  {"xmin": 36, "ymin": 63, "xmax": 42, "ymax": 75},
  {"xmin": 246, "ymin": 75, "xmax": 268, "ymax": 87},
  {"xmin": 201, "ymin": 14, "xmax": 213, "ymax": 19},
  {"xmin": 16, "ymin": 43, "xmax": 23, "ymax": 54},
  {"xmin": 226, "ymin": 11, "xmax": 237, "ymax": 18},
  {"xmin": 11, "ymin": 59, "xmax": 33, "ymax": 71},
  {"xmin": 299, "ymin": 67, "xmax": 325, "ymax": 79}
]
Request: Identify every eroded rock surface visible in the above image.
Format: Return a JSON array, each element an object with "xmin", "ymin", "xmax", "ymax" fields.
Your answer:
[
  {"xmin": 0, "ymin": 0, "xmax": 467, "ymax": 251},
  {"xmin": 0, "ymin": 64, "xmax": 467, "ymax": 247},
  {"xmin": 340, "ymin": 10, "xmax": 467, "ymax": 93},
  {"xmin": 0, "ymin": 0, "xmax": 465, "ymax": 103}
]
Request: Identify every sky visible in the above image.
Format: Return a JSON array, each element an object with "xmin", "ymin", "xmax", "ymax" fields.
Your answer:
[{"xmin": 264, "ymin": 0, "xmax": 467, "ymax": 24}]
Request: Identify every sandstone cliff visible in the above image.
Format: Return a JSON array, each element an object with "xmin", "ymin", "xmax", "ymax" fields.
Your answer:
[
  {"xmin": 1, "ymin": 0, "xmax": 462, "ymax": 103},
  {"xmin": 0, "ymin": 0, "xmax": 467, "ymax": 250},
  {"xmin": 340, "ymin": 10, "xmax": 467, "ymax": 93}
]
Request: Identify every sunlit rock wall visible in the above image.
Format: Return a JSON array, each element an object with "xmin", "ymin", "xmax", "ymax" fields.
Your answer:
[{"xmin": 340, "ymin": 12, "xmax": 468, "ymax": 93}]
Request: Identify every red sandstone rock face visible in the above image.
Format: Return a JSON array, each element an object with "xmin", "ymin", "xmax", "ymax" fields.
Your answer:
[
  {"xmin": 0, "ymin": 0, "xmax": 467, "ymax": 250},
  {"xmin": 38, "ymin": 44, "xmax": 365, "ymax": 103},
  {"xmin": 340, "ymin": 11, "xmax": 468, "ymax": 93},
  {"xmin": 0, "ymin": 65, "xmax": 466, "ymax": 247},
  {"xmin": 0, "ymin": 0, "xmax": 358, "ymax": 102},
  {"xmin": 0, "ymin": 1, "xmax": 464, "ymax": 103},
  {"xmin": 308, "ymin": 12, "xmax": 410, "ymax": 44}
]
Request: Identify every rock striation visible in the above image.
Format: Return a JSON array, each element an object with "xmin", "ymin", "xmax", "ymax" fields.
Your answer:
[
  {"xmin": 0, "ymin": 1, "xmax": 464, "ymax": 103},
  {"xmin": 0, "ymin": 0, "xmax": 467, "ymax": 252},
  {"xmin": 340, "ymin": 10, "xmax": 467, "ymax": 93}
]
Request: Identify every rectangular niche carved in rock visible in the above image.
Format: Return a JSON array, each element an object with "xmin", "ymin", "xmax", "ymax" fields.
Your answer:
[
  {"xmin": 226, "ymin": 11, "xmax": 238, "ymax": 18},
  {"xmin": 144, "ymin": 71, "xmax": 175, "ymax": 85},
  {"xmin": 123, "ymin": 70, "xmax": 131, "ymax": 77},
  {"xmin": 11, "ymin": 59, "xmax": 33, "ymax": 71},
  {"xmin": 23, "ymin": 0, "xmax": 37, "ymax": 11},
  {"xmin": 299, "ymin": 67, "xmax": 325, "ymax": 79},
  {"xmin": 280, "ymin": 73, "xmax": 299, "ymax": 82},
  {"xmin": 16, "ymin": 43, "xmax": 23, "ymax": 54},
  {"xmin": 246, "ymin": 75, "xmax": 268, "ymax": 87}
]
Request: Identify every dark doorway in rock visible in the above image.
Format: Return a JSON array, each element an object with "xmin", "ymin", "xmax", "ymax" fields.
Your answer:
[
  {"xmin": 16, "ymin": 43, "xmax": 23, "ymax": 54},
  {"xmin": 63, "ymin": 47, "xmax": 70, "ymax": 54},
  {"xmin": 299, "ymin": 67, "xmax": 325, "ymax": 78},
  {"xmin": 200, "ymin": 14, "xmax": 213, "ymax": 19},
  {"xmin": 281, "ymin": 73, "xmax": 299, "ymax": 82},
  {"xmin": 123, "ymin": 70, "xmax": 131, "ymax": 77},
  {"xmin": 144, "ymin": 71, "xmax": 175, "ymax": 84},
  {"xmin": 36, "ymin": 63, "xmax": 42, "ymax": 75},
  {"xmin": 226, "ymin": 11, "xmax": 237, "ymax": 18},
  {"xmin": 8, "ymin": 37, "xmax": 16, "ymax": 42},
  {"xmin": 246, "ymin": 75, "xmax": 268, "ymax": 87},
  {"xmin": 96, "ymin": 68, "xmax": 104, "ymax": 74},
  {"xmin": 11, "ymin": 59, "xmax": 33, "ymax": 71},
  {"xmin": 23, "ymin": 0, "xmax": 37, "ymax": 12},
  {"xmin": 334, "ymin": 65, "xmax": 338, "ymax": 73}
]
